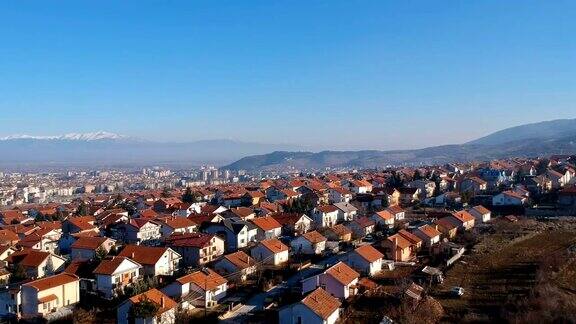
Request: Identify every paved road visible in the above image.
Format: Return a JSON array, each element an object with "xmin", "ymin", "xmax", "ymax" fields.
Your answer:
[{"xmin": 220, "ymin": 248, "xmax": 358, "ymax": 323}]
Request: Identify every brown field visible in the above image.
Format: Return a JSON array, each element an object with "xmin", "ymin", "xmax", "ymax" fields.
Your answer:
[{"xmin": 433, "ymin": 218, "xmax": 576, "ymax": 322}]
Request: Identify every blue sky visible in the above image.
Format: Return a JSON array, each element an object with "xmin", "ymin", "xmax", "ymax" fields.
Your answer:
[{"xmin": 0, "ymin": 1, "xmax": 575, "ymax": 150}]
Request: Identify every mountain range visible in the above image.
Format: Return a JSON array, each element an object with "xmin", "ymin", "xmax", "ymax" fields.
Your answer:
[
  {"xmin": 0, "ymin": 132, "xmax": 300, "ymax": 167},
  {"xmin": 1, "ymin": 118, "xmax": 575, "ymax": 169},
  {"xmin": 224, "ymin": 118, "xmax": 576, "ymax": 170}
]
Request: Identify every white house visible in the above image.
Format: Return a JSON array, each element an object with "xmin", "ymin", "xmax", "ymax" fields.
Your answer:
[
  {"xmin": 117, "ymin": 245, "xmax": 182, "ymax": 277},
  {"xmin": 93, "ymin": 256, "xmax": 142, "ymax": 299},
  {"xmin": 413, "ymin": 225, "xmax": 442, "ymax": 248},
  {"xmin": 162, "ymin": 268, "xmax": 227, "ymax": 308},
  {"xmin": 346, "ymin": 245, "xmax": 384, "ymax": 277},
  {"xmin": 21, "ymin": 273, "xmax": 80, "ymax": 318},
  {"xmin": 214, "ymin": 251, "xmax": 256, "ymax": 282},
  {"xmin": 250, "ymin": 216, "xmax": 282, "ymax": 240},
  {"xmin": 311, "ymin": 205, "xmax": 339, "ymax": 228},
  {"xmin": 328, "ymin": 187, "xmax": 353, "ymax": 204},
  {"xmin": 492, "ymin": 191, "xmax": 528, "ymax": 206},
  {"xmin": 301, "ymin": 262, "xmax": 359, "ymax": 300},
  {"xmin": 117, "ymin": 288, "xmax": 178, "ymax": 324},
  {"xmin": 333, "ymin": 202, "xmax": 358, "ymax": 222},
  {"xmin": 468, "ymin": 205, "xmax": 491, "ymax": 223},
  {"xmin": 290, "ymin": 231, "xmax": 327, "ymax": 255},
  {"xmin": 251, "ymin": 238, "xmax": 289, "ymax": 266},
  {"xmin": 279, "ymin": 288, "xmax": 341, "ymax": 324}
]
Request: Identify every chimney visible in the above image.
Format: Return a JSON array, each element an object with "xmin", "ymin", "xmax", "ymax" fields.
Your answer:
[
  {"xmin": 160, "ymin": 296, "xmax": 165, "ymax": 308},
  {"xmin": 131, "ymin": 252, "xmax": 135, "ymax": 259}
]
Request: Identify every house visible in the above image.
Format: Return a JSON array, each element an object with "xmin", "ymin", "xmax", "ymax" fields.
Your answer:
[
  {"xmin": 93, "ymin": 256, "xmax": 142, "ymax": 298},
  {"xmin": 250, "ymin": 216, "xmax": 282, "ymax": 240},
  {"xmin": 162, "ymin": 268, "xmax": 227, "ymax": 308},
  {"xmin": 302, "ymin": 262, "xmax": 359, "ymax": 300},
  {"xmin": 382, "ymin": 234, "xmax": 415, "ymax": 262},
  {"xmin": 347, "ymin": 179, "xmax": 373, "ymax": 194},
  {"xmin": 386, "ymin": 188, "xmax": 401, "ymax": 206},
  {"xmin": 468, "ymin": 205, "xmax": 491, "ymax": 223},
  {"xmin": 21, "ymin": 273, "xmax": 80, "ymax": 318},
  {"xmin": 116, "ymin": 218, "xmax": 162, "ymax": 245},
  {"xmin": 413, "ymin": 225, "xmax": 442, "ymax": 248},
  {"xmin": 387, "ymin": 205, "xmax": 405, "ymax": 220},
  {"xmin": 328, "ymin": 187, "xmax": 353, "ymax": 204},
  {"xmin": 156, "ymin": 216, "xmax": 197, "ymax": 237},
  {"xmin": 251, "ymin": 238, "xmax": 290, "ymax": 266},
  {"xmin": 347, "ymin": 217, "xmax": 376, "ymax": 238},
  {"xmin": 451, "ymin": 211, "xmax": 476, "ymax": 231},
  {"xmin": 7, "ymin": 249, "xmax": 66, "ymax": 279},
  {"xmin": 291, "ymin": 231, "xmax": 327, "ymax": 255},
  {"xmin": 407, "ymin": 180, "xmax": 436, "ymax": 199},
  {"xmin": 0, "ymin": 245, "xmax": 17, "ymax": 263},
  {"xmin": 62, "ymin": 216, "xmax": 98, "ymax": 234},
  {"xmin": 153, "ymin": 197, "xmax": 183, "ymax": 213},
  {"xmin": 0, "ymin": 229, "xmax": 19, "ymax": 246},
  {"xmin": 118, "ymin": 245, "xmax": 182, "ymax": 277},
  {"xmin": 70, "ymin": 236, "xmax": 116, "ymax": 260},
  {"xmin": 434, "ymin": 217, "xmax": 458, "ymax": 239},
  {"xmin": 117, "ymin": 288, "xmax": 178, "ymax": 324},
  {"xmin": 203, "ymin": 219, "xmax": 258, "ymax": 252},
  {"xmin": 346, "ymin": 245, "xmax": 384, "ymax": 276},
  {"xmin": 214, "ymin": 251, "xmax": 256, "ymax": 282},
  {"xmin": 279, "ymin": 288, "xmax": 341, "ymax": 324},
  {"xmin": 492, "ymin": 191, "xmax": 528, "ymax": 206},
  {"xmin": 223, "ymin": 207, "xmax": 256, "ymax": 220},
  {"xmin": 370, "ymin": 210, "xmax": 394, "ymax": 229},
  {"xmin": 547, "ymin": 169, "xmax": 570, "ymax": 189},
  {"xmin": 324, "ymin": 224, "xmax": 352, "ymax": 242},
  {"xmin": 333, "ymin": 202, "xmax": 358, "ymax": 222},
  {"xmin": 166, "ymin": 233, "xmax": 224, "ymax": 267},
  {"xmin": 270, "ymin": 213, "xmax": 312, "ymax": 236},
  {"xmin": 242, "ymin": 191, "xmax": 266, "ymax": 206},
  {"xmin": 397, "ymin": 230, "xmax": 423, "ymax": 250},
  {"xmin": 459, "ymin": 177, "xmax": 487, "ymax": 194},
  {"xmin": 311, "ymin": 205, "xmax": 339, "ymax": 228},
  {"xmin": 398, "ymin": 187, "xmax": 420, "ymax": 205}
]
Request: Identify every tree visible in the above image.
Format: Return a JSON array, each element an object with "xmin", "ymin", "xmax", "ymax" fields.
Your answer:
[
  {"xmin": 77, "ymin": 202, "xmax": 89, "ymax": 216},
  {"xmin": 381, "ymin": 193, "xmax": 390, "ymax": 208},
  {"xmin": 95, "ymin": 247, "xmax": 108, "ymax": 261},
  {"xmin": 182, "ymin": 187, "xmax": 194, "ymax": 203},
  {"xmin": 161, "ymin": 187, "xmax": 171, "ymax": 198},
  {"xmin": 10, "ymin": 264, "xmax": 27, "ymax": 283},
  {"xmin": 413, "ymin": 170, "xmax": 423, "ymax": 181},
  {"xmin": 130, "ymin": 297, "xmax": 160, "ymax": 320}
]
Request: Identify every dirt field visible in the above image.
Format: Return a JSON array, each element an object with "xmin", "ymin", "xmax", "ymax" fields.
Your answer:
[{"xmin": 433, "ymin": 218, "xmax": 576, "ymax": 322}]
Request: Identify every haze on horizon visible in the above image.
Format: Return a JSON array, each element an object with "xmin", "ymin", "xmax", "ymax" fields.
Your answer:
[{"xmin": 1, "ymin": 1, "xmax": 575, "ymax": 151}]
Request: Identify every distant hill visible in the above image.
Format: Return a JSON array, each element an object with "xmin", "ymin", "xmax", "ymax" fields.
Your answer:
[
  {"xmin": 0, "ymin": 133, "xmax": 301, "ymax": 167},
  {"xmin": 225, "ymin": 119, "xmax": 576, "ymax": 170},
  {"xmin": 468, "ymin": 118, "xmax": 576, "ymax": 145}
]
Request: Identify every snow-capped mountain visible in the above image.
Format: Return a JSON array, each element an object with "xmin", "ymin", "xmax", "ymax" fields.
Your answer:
[{"xmin": 0, "ymin": 131, "xmax": 128, "ymax": 141}]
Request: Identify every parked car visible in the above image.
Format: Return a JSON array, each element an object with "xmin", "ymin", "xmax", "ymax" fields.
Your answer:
[
  {"xmin": 451, "ymin": 286, "xmax": 464, "ymax": 297},
  {"xmin": 363, "ymin": 234, "xmax": 374, "ymax": 242}
]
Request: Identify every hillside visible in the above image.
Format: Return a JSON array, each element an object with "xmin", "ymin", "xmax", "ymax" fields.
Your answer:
[
  {"xmin": 468, "ymin": 118, "xmax": 576, "ymax": 145},
  {"xmin": 224, "ymin": 135, "xmax": 576, "ymax": 171}
]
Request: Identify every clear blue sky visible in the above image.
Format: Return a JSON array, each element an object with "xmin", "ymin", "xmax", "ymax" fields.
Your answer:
[{"xmin": 1, "ymin": 1, "xmax": 575, "ymax": 150}]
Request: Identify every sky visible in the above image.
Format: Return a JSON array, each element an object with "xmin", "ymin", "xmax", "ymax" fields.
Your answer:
[{"xmin": 0, "ymin": 1, "xmax": 575, "ymax": 150}]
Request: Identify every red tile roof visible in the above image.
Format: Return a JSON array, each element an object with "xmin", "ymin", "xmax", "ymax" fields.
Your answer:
[
  {"xmin": 23, "ymin": 273, "xmax": 79, "ymax": 291},
  {"xmin": 118, "ymin": 245, "xmax": 172, "ymax": 265},
  {"xmin": 301, "ymin": 288, "xmax": 341, "ymax": 320},
  {"xmin": 354, "ymin": 244, "xmax": 384, "ymax": 263}
]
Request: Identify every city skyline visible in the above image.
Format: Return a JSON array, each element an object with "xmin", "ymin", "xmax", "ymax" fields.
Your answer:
[{"xmin": 1, "ymin": 1, "xmax": 575, "ymax": 150}]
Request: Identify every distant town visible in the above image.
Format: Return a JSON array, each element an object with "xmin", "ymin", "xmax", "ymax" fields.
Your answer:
[{"xmin": 0, "ymin": 154, "xmax": 575, "ymax": 323}]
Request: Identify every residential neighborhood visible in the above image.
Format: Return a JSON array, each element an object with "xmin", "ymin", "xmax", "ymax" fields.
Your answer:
[{"xmin": 0, "ymin": 155, "xmax": 576, "ymax": 323}]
